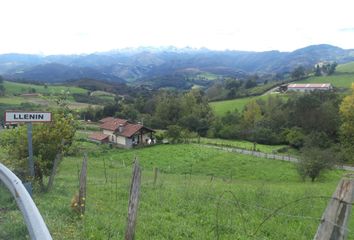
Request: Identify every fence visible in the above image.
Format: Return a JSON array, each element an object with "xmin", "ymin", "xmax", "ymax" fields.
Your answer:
[
  {"xmin": 0, "ymin": 163, "xmax": 52, "ymax": 240},
  {"xmin": 1, "ymin": 154, "xmax": 354, "ymax": 239},
  {"xmin": 64, "ymin": 156, "xmax": 354, "ymax": 239}
]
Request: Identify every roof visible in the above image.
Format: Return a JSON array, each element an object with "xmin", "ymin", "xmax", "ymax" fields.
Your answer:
[
  {"xmin": 100, "ymin": 118, "xmax": 128, "ymax": 131},
  {"xmin": 98, "ymin": 117, "xmax": 115, "ymax": 124},
  {"xmin": 88, "ymin": 132, "xmax": 109, "ymax": 141},
  {"xmin": 120, "ymin": 123, "xmax": 144, "ymax": 137},
  {"xmin": 98, "ymin": 117, "xmax": 155, "ymax": 137},
  {"xmin": 288, "ymin": 83, "xmax": 332, "ymax": 88}
]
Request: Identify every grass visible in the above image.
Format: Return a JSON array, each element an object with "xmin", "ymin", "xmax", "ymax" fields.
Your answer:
[
  {"xmin": 196, "ymin": 72, "xmax": 219, "ymax": 81},
  {"xmin": 0, "ymin": 82, "xmax": 101, "ymax": 111},
  {"xmin": 0, "ymin": 140, "xmax": 352, "ymax": 239},
  {"xmin": 3, "ymin": 81, "xmax": 88, "ymax": 95},
  {"xmin": 210, "ymin": 94, "xmax": 287, "ymax": 116},
  {"xmin": 0, "ymin": 96, "xmax": 24, "ymax": 105},
  {"xmin": 197, "ymin": 137, "xmax": 296, "ymax": 154},
  {"xmin": 336, "ymin": 61, "xmax": 354, "ymax": 73},
  {"xmin": 298, "ymin": 74, "xmax": 354, "ymax": 89}
]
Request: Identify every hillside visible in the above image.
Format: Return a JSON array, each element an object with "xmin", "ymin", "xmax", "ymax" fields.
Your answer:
[
  {"xmin": 298, "ymin": 61, "xmax": 354, "ymax": 89},
  {"xmin": 210, "ymin": 94, "xmax": 288, "ymax": 116},
  {"xmin": 1, "ymin": 44, "xmax": 354, "ymax": 88},
  {"xmin": 5, "ymin": 63, "xmax": 125, "ymax": 83},
  {"xmin": 3, "ymin": 81, "xmax": 87, "ymax": 95},
  {"xmin": 0, "ymin": 142, "xmax": 350, "ymax": 239},
  {"xmin": 210, "ymin": 61, "xmax": 354, "ymax": 116}
]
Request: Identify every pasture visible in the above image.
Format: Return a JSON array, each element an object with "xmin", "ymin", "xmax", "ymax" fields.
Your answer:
[
  {"xmin": 209, "ymin": 94, "xmax": 286, "ymax": 116},
  {"xmin": 3, "ymin": 81, "xmax": 87, "ymax": 95},
  {"xmin": 298, "ymin": 61, "xmax": 354, "ymax": 89},
  {"xmin": 0, "ymin": 141, "xmax": 351, "ymax": 239},
  {"xmin": 298, "ymin": 74, "xmax": 354, "ymax": 89},
  {"xmin": 336, "ymin": 61, "xmax": 354, "ymax": 73}
]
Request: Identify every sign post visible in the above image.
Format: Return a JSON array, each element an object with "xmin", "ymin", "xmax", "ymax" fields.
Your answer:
[
  {"xmin": 27, "ymin": 122, "xmax": 35, "ymax": 178},
  {"xmin": 4, "ymin": 111, "xmax": 52, "ymax": 195}
]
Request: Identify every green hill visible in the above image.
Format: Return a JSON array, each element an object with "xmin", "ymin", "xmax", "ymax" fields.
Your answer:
[
  {"xmin": 210, "ymin": 94, "xmax": 287, "ymax": 116},
  {"xmin": 336, "ymin": 61, "xmax": 354, "ymax": 73},
  {"xmin": 4, "ymin": 81, "xmax": 87, "ymax": 95},
  {"xmin": 298, "ymin": 74, "xmax": 354, "ymax": 89},
  {"xmin": 0, "ymin": 142, "xmax": 349, "ymax": 239},
  {"xmin": 298, "ymin": 62, "xmax": 354, "ymax": 89}
]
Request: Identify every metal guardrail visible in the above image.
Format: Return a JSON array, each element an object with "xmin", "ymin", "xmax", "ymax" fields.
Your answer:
[{"xmin": 0, "ymin": 163, "xmax": 52, "ymax": 240}]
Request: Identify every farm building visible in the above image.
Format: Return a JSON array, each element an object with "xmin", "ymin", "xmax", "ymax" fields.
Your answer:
[
  {"xmin": 287, "ymin": 83, "xmax": 333, "ymax": 92},
  {"xmin": 88, "ymin": 117, "xmax": 155, "ymax": 148}
]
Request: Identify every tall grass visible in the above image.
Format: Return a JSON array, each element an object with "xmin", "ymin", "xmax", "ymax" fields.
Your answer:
[{"xmin": 0, "ymin": 142, "xmax": 351, "ymax": 239}]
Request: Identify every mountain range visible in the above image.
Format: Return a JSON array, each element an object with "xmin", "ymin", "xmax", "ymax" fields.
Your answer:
[{"xmin": 1, "ymin": 44, "xmax": 354, "ymax": 87}]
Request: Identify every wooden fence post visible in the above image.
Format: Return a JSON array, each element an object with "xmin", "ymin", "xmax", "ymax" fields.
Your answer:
[
  {"xmin": 78, "ymin": 154, "xmax": 88, "ymax": 215},
  {"xmin": 314, "ymin": 176, "xmax": 354, "ymax": 240},
  {"xmin": 125, "ymin": 159, "xmax": 141, "ymax": 240},
  {"xmin": 46, "ymin": 152, "xmax": 62, "ymax": 192},
  {"xmin": 153, "ymin": 167, "xmax": 158, "ymax": 186}
]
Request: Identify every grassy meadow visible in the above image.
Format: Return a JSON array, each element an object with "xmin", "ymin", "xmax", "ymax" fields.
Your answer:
[
  {"xmin": 0, "ymin": 138, "xmax": 352, "ymax": 239},
  {"xmin": 196, "ymin": 137, "xmax": 299, "ymax": 155},
  {"xmin": 210, "ymin": 94, "xmax": 287, "ymax": 116},
  {"xmin": 0, "ymin": 81, "xmax": 98, "ymax": 113},
  {"xmin": 209, "ymin": 61, "xmax": 354, "ymax": 116},
  {"xmin": 3, "ymin": 81, "xmax": 88, "ymax": 95},
  {"xmin": 298, "ymin": 61, "xmax": 354, "ymax": 89},
  {"xmin": 298, "ymin": 74, "xmax": 354, "ymax": 89},
  {"xmin": 336, "ymin": 61, "xmax": 354, "ymax": 73}
]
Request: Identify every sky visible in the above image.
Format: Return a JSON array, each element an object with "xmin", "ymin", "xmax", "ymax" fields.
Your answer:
[{"xmin": 1, "ymin": 0, "xmax": 354, "ymax": 55}]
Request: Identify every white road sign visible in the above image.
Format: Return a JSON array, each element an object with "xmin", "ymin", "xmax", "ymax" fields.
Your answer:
[{"xmin": 5, "ymin": 111, "xmax": 52, "ymax": 123}]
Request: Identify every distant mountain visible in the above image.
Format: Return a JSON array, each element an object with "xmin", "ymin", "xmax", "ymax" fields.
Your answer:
[
  {"xmin": 1, "ymin": 44, "xmax": 354, "ymax": 87},
  {"xmin": 5, "ymin": 63, "xmax": 125, "ymax": 83}
]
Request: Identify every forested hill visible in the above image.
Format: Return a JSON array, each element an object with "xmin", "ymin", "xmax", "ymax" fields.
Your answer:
[{"xmin": 1, "ymin": 44, "xmax": 354, "ymax": 84}]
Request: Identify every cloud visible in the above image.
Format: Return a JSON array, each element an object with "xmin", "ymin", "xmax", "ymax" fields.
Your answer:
[{"xmin": 339, "ymin": 28, "xmax": 354, "ymax": 32}]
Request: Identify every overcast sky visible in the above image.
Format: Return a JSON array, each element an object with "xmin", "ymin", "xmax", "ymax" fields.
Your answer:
[{"xmin": 1, "ymin": 0, "xmax": 354, "ymax": 55}]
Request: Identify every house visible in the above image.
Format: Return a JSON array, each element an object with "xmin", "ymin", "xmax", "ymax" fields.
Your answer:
[
  {"xmin": 88, "ymin": 117, "xmax": 155, "ymax": 148},
  {"xmin": 287, "ymin": 83, "xmax": 333, "ymax": 92}
]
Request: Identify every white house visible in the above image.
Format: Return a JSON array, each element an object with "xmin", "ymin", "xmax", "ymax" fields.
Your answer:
[
  {"xmin": 88, "ymin": 117, "xmax": 155, "ymax": 148},
  {"xmin": 287, "ymin": 83, "xmax": 333, "ymax": 92}
]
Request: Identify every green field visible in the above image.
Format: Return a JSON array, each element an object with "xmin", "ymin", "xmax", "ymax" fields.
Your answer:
[
  {"xmin": 197, "ymin": 137, "xmax": 298, "ymax": 154},
  {"xmin": 0, "ymin": 96, "xmax": 24, "ymax": 105},
  {"xmin": 336, "ymin": 62, "xmax": 354, "ymax": 73},
  {"xmin": 210, "ymin": 94, "xmax": 286, "ymax": 116},
  {"xmin": 0, "ymin": 141, "xmax": 352, "ymax": 239},
  {"xmin": 196, "ymin": 72, "xmax": 219, "ymax": 81},
  {"xmin": 297, "ymin": 62, "xmax": 354, "ymax": 89},
  {"xmin": 4, "ymin": 81, "xmax": 88, "ymax": 95},
  {"xmin": 298, "ymin": 74, "xmax": 354, "ymax": 89},
  {"xmin": 0, "ymin": 81, "xmax": 100, "ymax": 111}
]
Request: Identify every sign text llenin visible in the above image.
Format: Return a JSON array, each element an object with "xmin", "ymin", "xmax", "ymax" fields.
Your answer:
[{"xmin": 5, "ymin": 111, "xmax": 52, "ymax": 123}]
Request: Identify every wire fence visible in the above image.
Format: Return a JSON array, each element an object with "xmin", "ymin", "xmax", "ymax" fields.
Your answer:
[
  {"xmin": 73, "ymin": 158, "xmax": 354, "ymax": 239},
  {"xmin": 1, "ymin": 155, "xmax": 354, "ymax": 239}
]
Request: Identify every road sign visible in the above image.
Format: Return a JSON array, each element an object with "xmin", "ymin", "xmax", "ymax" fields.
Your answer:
[
  {"xmin": 4, "ymin": 111, "xmax": 52, "ymax": 123},
  {"xmin": 4, "ymin": 111, "xmax": 52, "ymax": 196}
]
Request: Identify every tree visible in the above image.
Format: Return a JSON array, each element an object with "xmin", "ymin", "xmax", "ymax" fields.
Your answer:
[
  {"xmin": 291, "ymin": 66, "xmax": 306, "ymax": 80},
  {"xmin": 297, "ymin": 147, "xmax": 336, "ymax": 182},
  {"xmin": 328, "ymin": 62, "xmax": 337, "ymax": 75},
  {"xmin": 0, "ymin": 75, "xmax": 4, "ymax": 96},
  {"xmin": 1, "ymin": 110, "xmax": 77, "ymax": 191},
  {"xmin": 314, "ymin": 65, "xmax": 321, "ymax": 76},
  {"xmin": 0, "ymin": 84, "xmax": 4, "ymax": 96},
  {"xmin": 242, "ymin": 100, "xmax": 262, "ymax": 129},
  {"xmin": 166, "ymin": 125, "xmax": 183, "ymax": 143},
  {"xmin": 339, "ymin": 83, "xmax": 354, "ymax": 162}
]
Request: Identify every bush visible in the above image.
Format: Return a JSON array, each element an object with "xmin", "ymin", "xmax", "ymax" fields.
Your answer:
[{"xmin": 297, "ymin": 147, "xmax": 337, "ymax": 182}]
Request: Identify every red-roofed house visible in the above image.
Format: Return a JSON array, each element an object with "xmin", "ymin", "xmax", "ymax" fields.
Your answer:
[{"xmin": 88, "ymin": 117, "xmax": 155, "ymax": 148}]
